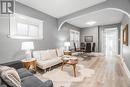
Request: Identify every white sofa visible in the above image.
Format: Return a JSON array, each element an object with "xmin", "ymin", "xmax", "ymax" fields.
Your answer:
[{"xmin": 33, "ymin": 48, "xmax": 64, "ymax": 70}]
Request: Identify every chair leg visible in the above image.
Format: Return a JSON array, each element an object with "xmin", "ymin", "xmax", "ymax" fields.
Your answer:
[
  {"xmin": 61, "ymin": 62, "xmax": 64, "ymax": 71},
  {"xmin": 73, "ymin": 64, "xmax": 76, "ymax": 77}
]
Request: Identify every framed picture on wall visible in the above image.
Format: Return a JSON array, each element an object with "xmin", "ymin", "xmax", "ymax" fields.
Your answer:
[
  {"xmin": 84, "ymin": 36, "xmax": 93, "ymax": 42},
  {"xmin": 123, "ymin": 24, "xmax": 128, "ymax": 46}
]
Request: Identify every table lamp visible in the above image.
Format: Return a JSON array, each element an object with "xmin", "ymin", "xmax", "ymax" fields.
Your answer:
[
  {"xmin": 21, "ymin": 42, "xmax": 34, "ymax": 60},
  {"xmin": 64, "ymin": 42, "xmax": 70, "ymax": 51}
]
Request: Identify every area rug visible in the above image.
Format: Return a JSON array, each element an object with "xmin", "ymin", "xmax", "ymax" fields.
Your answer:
[{"xmin": 41, "ymin": 64, "xmax": 95, "ymax": 87}]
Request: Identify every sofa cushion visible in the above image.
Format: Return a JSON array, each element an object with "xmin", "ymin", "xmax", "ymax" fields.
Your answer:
[
  {"xmin": 37, "ymin": 58, "xmax": 62, "ymax": 69},
  {"xmin": 48, "ymin": 49, "xmax": 57, "ymax": 59},
  {"xmin": 1, "ymin": 68, "xmax": 21, "ymax": 87},
  {"xmin": 17, "ymin": 68, "xmax": 33, "ymax": 79},
  {"xmin": 21, "ymin": 76, "xmax": 53, "ymax": 87},
  {"xmin": 40, "ymin": 50, "xmax": 51, "ymax": 61}
]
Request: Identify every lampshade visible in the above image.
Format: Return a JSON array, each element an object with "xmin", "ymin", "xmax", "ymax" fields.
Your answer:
[
  {"xmin": 21, "ymin": 42, "xmax": 34, "ymax": 50},
  {"xmin": 64, "ymin": 42, "xmax": 70, "ymax": 47}
]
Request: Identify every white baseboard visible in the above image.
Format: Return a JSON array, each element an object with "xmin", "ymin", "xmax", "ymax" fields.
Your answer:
[
  {"xmin": 118, "ymin": 55, "xmax": 130, "ymax": 80},
  {"xmin": 123, "ymin": 61, "xmax": 130, "ymax": 80}
]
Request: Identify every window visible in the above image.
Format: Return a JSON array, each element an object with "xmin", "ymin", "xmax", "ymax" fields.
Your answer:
[
  {"xmin": 9, "ymin": 14, "xmax": 43, "ymax": 39},
  {"xmin": 70, "ymin": 30, "xmax": 80, "ymax": 49}
]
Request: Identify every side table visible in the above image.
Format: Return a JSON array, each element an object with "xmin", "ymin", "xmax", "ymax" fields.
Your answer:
[
  {"xmin": 64, "ymin": 51, "xmax": 72, "ymax": 56},
  {"xmin": 22, "ymin": 58, "xmax": 37, "ymax": 73}
]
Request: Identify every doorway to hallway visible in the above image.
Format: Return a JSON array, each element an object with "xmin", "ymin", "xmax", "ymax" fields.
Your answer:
[{"xmin": 102, "ymin": 28, "xmax": 119, "ymax": 56}]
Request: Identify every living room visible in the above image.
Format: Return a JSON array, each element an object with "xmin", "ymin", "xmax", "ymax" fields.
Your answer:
[{"xmin": 0, "ymin": 0, "xmax": 130, "ymax": 87}]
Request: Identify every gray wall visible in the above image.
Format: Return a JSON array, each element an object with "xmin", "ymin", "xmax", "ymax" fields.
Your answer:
[
  {"xmin": 121, "ymin": 15, "xmax": 130, "ymax": 71},
  {"xmin": 80, "ymin": 26, "xmax": 99, "ymax": 52},
  {"xmin": 0, "ymin": 2, "xmax": 80, "ymax": 63}
]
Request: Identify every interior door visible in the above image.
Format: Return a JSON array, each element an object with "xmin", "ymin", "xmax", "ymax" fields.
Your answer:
[{"xmin": 102, "ymin": 28, "xmax": 118, "ymax": 56}]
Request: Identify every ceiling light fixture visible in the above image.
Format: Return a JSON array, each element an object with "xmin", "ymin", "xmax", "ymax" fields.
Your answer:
[{"xmin": 86, "ymin": 21, "xmax": 96, "ymax": 25}]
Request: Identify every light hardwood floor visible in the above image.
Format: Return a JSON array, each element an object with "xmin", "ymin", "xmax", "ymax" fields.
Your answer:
[
  {"xmin": 71, "ymin": 56, "xmax": 130, "ymax": 87},
  {"xmin": 35, "ymin": 55, "xmax": 130, "ymax": 87}
]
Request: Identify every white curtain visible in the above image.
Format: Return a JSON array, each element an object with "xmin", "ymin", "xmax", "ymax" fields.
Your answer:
[{"xmin": 101, "ymin": 28, "xmax": 118, "ymax": 56}]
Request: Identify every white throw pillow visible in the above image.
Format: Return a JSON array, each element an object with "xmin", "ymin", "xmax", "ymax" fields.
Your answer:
[
  {"xmin": 56, "ymin": 48, "xmax": 64, "ymax": 57},
  {"xmin": 0, "ymin": 66, "xmax": 11, "ymax": 75},
  {"xmin": 1, "ymin": 67, "xmax": 21, "ymax": 87}
]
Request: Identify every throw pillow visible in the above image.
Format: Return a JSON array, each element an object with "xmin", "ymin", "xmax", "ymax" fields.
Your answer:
[
  {"xmin": 0, "ymin": 66, "xmax": 11, "ymax": 75},
  {"xmin": 1, "ymin": 68, "xmax": 21, "ymax": 87}
]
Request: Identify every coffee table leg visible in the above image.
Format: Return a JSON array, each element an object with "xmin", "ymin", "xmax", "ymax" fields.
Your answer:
[{"xmin": 73, "ymin": 64, "xmax": 76, "ymax": 77}]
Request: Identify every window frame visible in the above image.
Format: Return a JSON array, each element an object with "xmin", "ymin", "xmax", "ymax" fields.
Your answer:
[
  {"xmin": 9, "ymin": 14, "xmax": 43, "ymax": 40},
  {"xmin": 70, "ymin": 29, "xmax": 80, "ymax": 49}
]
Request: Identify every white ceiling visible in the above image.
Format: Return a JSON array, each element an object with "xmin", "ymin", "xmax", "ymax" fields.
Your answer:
[
  {"xmin": 17, "ymin": 0, "xmax": 106, "ymax": 18},
  {"xmin": 67, "ymin": 9, "xmax": 124, "ymax": 28}
]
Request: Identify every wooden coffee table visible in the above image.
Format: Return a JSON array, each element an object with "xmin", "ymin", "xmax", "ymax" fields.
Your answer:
[{"xmin": 61, "ymin": 56, "xmax": 78, "ymax": 77}]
